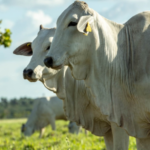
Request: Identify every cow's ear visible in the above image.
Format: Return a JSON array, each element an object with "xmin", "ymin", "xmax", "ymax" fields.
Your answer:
[
  {"xmin": 13, "ymin": 42, "xmax": 32, "ymax": 56},
  {"xmin": 77, "ymin": 15, "xmax": 94, "ymax": 36},
  {"xmin": 40, "ymin": 24, "xmax": 43, "ymax": 30}
]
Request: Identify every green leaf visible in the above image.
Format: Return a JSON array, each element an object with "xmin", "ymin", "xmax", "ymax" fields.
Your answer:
[{"xmin": 0, "ymin": 20, "xmax": 12, "ymax": 48}]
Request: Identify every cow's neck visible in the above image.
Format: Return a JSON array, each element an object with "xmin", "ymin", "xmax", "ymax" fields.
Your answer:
[
  {"xmin": 84, "ymin": 12, "xmax": 130, "ymax": 114},
  {"xmin": 63, "ymin": 67, "xmax": 110, "ymax": 135},
  {"xmin": 26, "ymin": 112, "xmax": 37, "ymax": 128},
  {"xmin": 56, "ymin": 67, "xmax": 67, "ymax": 100},
  {"xmin": 43, "ymin": 67, "xmax": 66, "ymax": 100},
  {"xmin": 88, "ymin": 13, "xmax": 125, "ymax": 80}
]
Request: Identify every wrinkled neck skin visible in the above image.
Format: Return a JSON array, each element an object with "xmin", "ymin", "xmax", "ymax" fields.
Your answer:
[
  {"xmin": 69, "ymin": 10, "xmax": 126, "ymax": 102},
  {"xmin": 68, "ymin": 51, "xmax": 90, "ymax": 80},
  {"xmin": 63, "ymin": 68, "xmax": 110, "ymax": 136},
  {"xmin": 85, "ymin": 11, "xmax": 126, "ymax": 105},
  {"xmin": 68, "ymin": 9, "xmax": 134, "ymax": 132},
  {"xmin": 42, "ymin": 67, "xmax": 67, "ymax": 100}
]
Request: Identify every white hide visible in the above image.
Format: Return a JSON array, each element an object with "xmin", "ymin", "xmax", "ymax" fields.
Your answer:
[
  {"xmin": 14, "ymin": 27, "xmax": 129, "ymax": 150},
  {"xmin": 46, "ymin": 1, "xmax": 150, "ymax": 148}
]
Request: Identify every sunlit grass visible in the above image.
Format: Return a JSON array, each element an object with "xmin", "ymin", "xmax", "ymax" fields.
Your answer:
[{"xmin": 0, "ymin": 119, "xmax": 136, "ymax": 150}]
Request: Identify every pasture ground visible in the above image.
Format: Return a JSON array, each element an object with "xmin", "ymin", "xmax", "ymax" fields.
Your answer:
[{"xmin": 0, "ymin": 118, "xmax": 136, "ymax": 150}]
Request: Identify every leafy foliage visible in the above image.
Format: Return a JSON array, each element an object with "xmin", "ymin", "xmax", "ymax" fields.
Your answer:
[
  {"xmin": 0, "ymin": 20, "xmax": 12, "ymax": 48},
  {"xmin": 0, "ymin": 97, "xmax": 34, "ymax": 119},
  {"xmin": 0, "ymin": 119, "xmax": 137, "ymax": 150}
]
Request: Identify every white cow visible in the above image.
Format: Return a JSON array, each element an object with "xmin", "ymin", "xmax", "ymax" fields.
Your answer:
[
  {"xmin": 14, "ymin": 26, "xmax": 129, "ymax": 150},
  {"xmin": 21, "ymin": 96, "xmax": 67, "ymax": 137},
  {"xmin": 44, "ymin": 1, "xmax": 150, "ymax": 149}
]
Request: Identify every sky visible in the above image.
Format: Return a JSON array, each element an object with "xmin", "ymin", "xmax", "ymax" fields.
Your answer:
[{"xmin": 0, "ymin": 0, "xmax": 150, "ymax": 99}]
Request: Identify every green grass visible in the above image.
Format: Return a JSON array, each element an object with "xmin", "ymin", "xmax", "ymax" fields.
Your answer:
[{"xmin": 0, "ymin": 119, "xmax": 136, "ymax": 150}]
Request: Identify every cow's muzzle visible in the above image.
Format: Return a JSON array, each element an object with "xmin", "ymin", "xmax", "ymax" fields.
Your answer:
[
  {"xmin": 44, "ymin": 57, "xmax": 53, "ymax": 68},
  {"xmin": 23, "ymin": 69, "xmax": 33, "ymax": 80}
]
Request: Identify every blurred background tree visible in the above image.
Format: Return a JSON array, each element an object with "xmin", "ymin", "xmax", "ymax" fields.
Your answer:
[
  {"xmin": 0, "ymin": 97, "xmax": 34, "ymax": 119},
  {"xmin": 0, "ymin": 20, "xmax": 12, "ymax": 48}
]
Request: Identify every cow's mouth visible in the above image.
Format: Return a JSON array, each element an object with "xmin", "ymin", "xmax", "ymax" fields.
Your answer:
[
  {"xmin": 51, "ymin": 64, "xmax": 63, "ymax": 70},
  {"xmin": 23, "ymin": 72, "xmax": 39, "ymax": 82},
  {"xmin": 25, "ymin": 77, "xmax": 37, "ymax": 82},
  {"xmin": 27, "ymin": 79, "xmax": 37, "ymax": 82}
]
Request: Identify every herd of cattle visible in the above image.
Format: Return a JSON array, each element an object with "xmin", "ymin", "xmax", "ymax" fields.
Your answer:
[{"xmin": 13, "ymin": 1, "xmax": 150, "ymax": 150}]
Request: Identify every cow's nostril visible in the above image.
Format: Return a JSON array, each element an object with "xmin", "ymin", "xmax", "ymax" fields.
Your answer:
[
  {"xmin": 44, "ymin": 57, "xmax": 53, "ymax": 68},
  {"xmin": 26, "ymin": 69, "xmax": 33, "ymax": 78},
  {"xmin": 23, "ymin": 69, "xmax": 33, "ymax": 79}
]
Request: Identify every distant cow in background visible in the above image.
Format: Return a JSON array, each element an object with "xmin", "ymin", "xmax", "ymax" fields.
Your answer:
[
  {"xmin": 68, "ymin": 121, "xmax": 81, "ymax": 134},
  {"xmin": 21, "ymin": 96, "xmax": 79, "ymax": 137},
  {"xmin": 68, "ymin": 121, "xmax": 87, "ymax": 135}
]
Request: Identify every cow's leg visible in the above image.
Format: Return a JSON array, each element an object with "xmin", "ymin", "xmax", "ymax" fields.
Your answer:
[
  {"xmin": 104, "ymin": 130, "xmax": 113, "ymax": 150},
  {"xmin": 111, "ymin": 122, "xmax": 129, "ymax": 150},
  {"xmin": 39, "ymin": 128, "xmax": 45, "ymax": 138},
  {"xmin": 136, "ymin": 137, "xmax": 150, "ymax": 150},
  {"xmin": 49, "ymin": 116, "xmax": 56, "ymax": 130},
  {"xmin": 84, "ymin": 129, "xmax": 88, "ymax": 135}
]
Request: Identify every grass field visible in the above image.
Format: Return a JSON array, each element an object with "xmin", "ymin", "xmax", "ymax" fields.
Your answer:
[{"xmin": 0, "ymin": 119, "xmax": 136, "ymax": 150}]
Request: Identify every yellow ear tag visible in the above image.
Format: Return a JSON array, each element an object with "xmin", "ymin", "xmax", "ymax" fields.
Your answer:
[
  {"xmin": 27, "ymin": 43, "xmax": 31, "ymax": 46},
  {"xmin": 86, "ymin": 22, "xmax": 92, "ymax": 32}
]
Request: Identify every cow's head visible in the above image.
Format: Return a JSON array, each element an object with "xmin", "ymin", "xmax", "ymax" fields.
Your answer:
[
  {"xmin": 14, "ymin": 26, "xmax": 56, "ymax": 82},
  {"xmin": 13, "ymin": 26, "xmax": 65, "ymax": 94},
  {"xmin": 21, "ymin": 123, "xmax": 34, "ymax": 136},
  {"xmin": 44, "ymin": 1, "xmax": 95, "ymax": 79}
]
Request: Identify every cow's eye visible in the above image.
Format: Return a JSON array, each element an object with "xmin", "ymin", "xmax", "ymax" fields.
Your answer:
[
  {"xmin": 68, "ymin": 22, "xmax": 77, "ymax": 27},
  {"xmin": 46, "ymin": 46, "xmax": 50, "ymax": 50}
]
